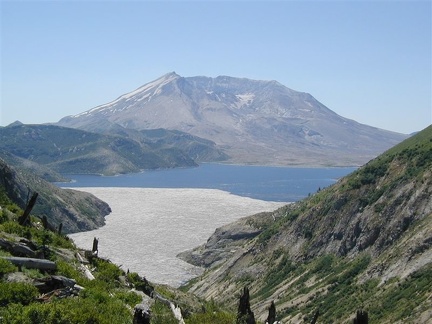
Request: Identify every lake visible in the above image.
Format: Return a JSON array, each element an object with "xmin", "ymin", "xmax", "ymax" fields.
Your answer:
[
  {"xmin": 60, "ymin": 163, "xmax": 356, "ymax": 202},
  {"xmin": 68, "ymin": 188, "xmax": 285, "ymax": 287},
  {"xmin": 65, "ymin": 164, "xmax": 356, "ymax": 287}
]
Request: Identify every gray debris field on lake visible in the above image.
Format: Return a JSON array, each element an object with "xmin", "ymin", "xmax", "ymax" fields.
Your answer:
[{"xmin": 68, "ymin": 187, "xmax": 285, "ymax": 287}]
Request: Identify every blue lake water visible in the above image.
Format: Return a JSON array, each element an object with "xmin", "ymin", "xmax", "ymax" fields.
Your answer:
[{"xmin": 59, "ymin": 164, "xmax": 356, "ymax": 202}]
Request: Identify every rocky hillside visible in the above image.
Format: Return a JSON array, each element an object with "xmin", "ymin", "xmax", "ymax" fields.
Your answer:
[
  {"xmin": 179, "ymin": 125, "xmax": 432, "ymax": 323},
  {"xmin": 0, "ymin": 158, "xmax": 110, "ymax": 233},
  {"xmin": 58, "ymin": 72, "xmax": 408, "ymax": 166},
  {"xmin": 0, "ymin": 177, "xmax": 238, "ymax": 323}
]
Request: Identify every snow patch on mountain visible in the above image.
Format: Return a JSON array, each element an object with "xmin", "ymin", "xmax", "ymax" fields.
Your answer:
[
  {"xmin": 58, "ymin": 73, "xmax": 408, "ymax": 166},
  {"xmin": 236, "ymin": 93, "xmax": 255, "ymax": 107},
  {"xmin": 72, "ymin": 72, "xmax": 180, "ymax": 118}
]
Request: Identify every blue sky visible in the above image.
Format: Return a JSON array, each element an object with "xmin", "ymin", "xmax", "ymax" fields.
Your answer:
[{"xmin": 1, "ymin": 0, "xmax": 431, "ymax": 134}]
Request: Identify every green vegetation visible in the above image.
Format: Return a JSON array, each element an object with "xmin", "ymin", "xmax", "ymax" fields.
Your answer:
[
  {"xmin": 369, "ymin": 264, "xmax": 432, "ymax": 322},
  {"xmin": 148, "ymin": 298, "xmax": 236, "ymax": 324},
  {"xmin": 0, "ymin": 282, "xmax": 39, "ymax": 306},
  {"xmin": 1, "ymin": 126, "xmax": 431, "ymax": 323},
  {"xmin": 0, "ymin": 124, "xmax": 213, "ymax": 177},
  {"xmin": 0, "ymin": 190, "xmax": 237, "ymax": 324},
  {"xmin": 0, "ymin": 196, "xmax": 136, "ymax": 322},
  {"xmin": 0, "ymin": 295, "xmax": 134, "ymax": 324},
  {"xmin": 0, "ymin": 259, "xmax": 17, "ymax": 277},
  {"xmin": 185, "ymin": 310, "xmax": 236, "ymax": 324},
  {"xmin": 180, "ymin": 125, "xmax": 432, "ymax": 322}
]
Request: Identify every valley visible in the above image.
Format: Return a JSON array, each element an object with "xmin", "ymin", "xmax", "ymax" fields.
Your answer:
[{"xmin": 0, "ymin": 73, "xmax": 429, "ymax": 323}]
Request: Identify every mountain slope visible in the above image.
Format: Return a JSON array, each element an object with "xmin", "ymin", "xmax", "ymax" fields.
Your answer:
[
  {"xmin": 0, "ymin": 158, "xmax": 111, "ymax": 233},
  {"xmin": 0, "ymin": 149, "xmax": 68, "ymax": 182},
  {"xmin": 0, "ymin": 124, "xmax": 197, "ymax": 175},
  {"xmin": 57, "ymin": 118, "xmax": 229, "ymax": 163},
  {"xmin": 180, "ymin": 125, "xmax": 432, "ymax": 323},
  {"xmin": 58, "ymin": 72, "xmax": 408, "ymax": 166}
]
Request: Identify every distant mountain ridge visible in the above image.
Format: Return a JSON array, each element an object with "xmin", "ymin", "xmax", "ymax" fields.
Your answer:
[
  {"xmin": 58, "ymin": 72, "xmax": 408, "ymax": 166},
  {"xmin": 0, "ymin": 124, "xmax": 215, "ymax": 176}
]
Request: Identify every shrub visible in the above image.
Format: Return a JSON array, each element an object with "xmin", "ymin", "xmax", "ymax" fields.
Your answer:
[
  {"xmin": 56, "ymin": 260, "xmax": 88, "ymax": 286},
  {"xmin": 0, "ymin": 296, "xmax": 134, "ymax": 323},
  {"xmin": 93, "ymin": 258, "xmax": 123, "ymax": 285},
  {"xmin": 151, "ymin": 300, "xmax": 178, "ymax": 324},
  {"xmin": 0, "ymin": 282, "xmax": 39, "ymax": 306},
  {"xmin": 114, "ymin": 290, "xmax": 142, "ymax": 307},
  {"xmin": 0, "ymin": 221, "xmax": 30, "ymax": 237},
  {"xmin": 185, "ymin": 311, "xmax": 236, "ymax": 324},
  {"xmin": 0, "ymin": 209, "xmax": 8, "ymax": 223},
  {"xmin": 0, "ymin": 258, "xmax": 17, "ymax": 277}
]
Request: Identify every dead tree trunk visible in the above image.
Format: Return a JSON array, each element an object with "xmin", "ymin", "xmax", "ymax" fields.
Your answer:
[
  {"xmin": 18, "ymin": 192, "xmax": 38, "ymax": 226},
  {"xmin": 310, "ymin": 309, "xmax": 320, "ymax": 324},
  {"xmin": 266, "ymin": 301, "xmax": 276, "ymax": 324},
  {"xmin": 39, "ymin": 215, "xmax": 56, "ymax": 232},
  {"xmin": 353, "ymin": 310, "xmax": 368, "ymax": 324},
  {"xmin": 92, "ymin": 237, "xmax": 99, "ymax": 256},
  {"xmin": 42, "ymin": 215, "xmax": 48, "ymax": 229},
  {"xmin": 237, "ymin": 286, "xmax": 256, "ymax": 324}
]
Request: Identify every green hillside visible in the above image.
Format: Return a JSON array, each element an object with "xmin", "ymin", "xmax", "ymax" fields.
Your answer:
[
  {"xmin": 0, "ymin": 125, "xmax": 430, "ymax": 323},
  {"xmin": 0, "ymin": 159, "xmax": 110, "ymax": 233},
  {"xmin": 181, "ymin": 125, "xmax": 432, "ymax": 323},
  {"xmin": 0, "ymin": 124, "xmax": 197, "ymax": 176}
]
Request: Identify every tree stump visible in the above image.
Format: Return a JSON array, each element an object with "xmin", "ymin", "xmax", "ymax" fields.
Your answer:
[
  {"xmin": 237, "ymin": 286, "xmax": 256, "ymax": 324},
  {"xmin": 353, "ymin": 309, "xmax": 368, "ymax": 324},
  {"xmin": 266, "ymin": 301, "xmax": 276, "ymax": 324}
]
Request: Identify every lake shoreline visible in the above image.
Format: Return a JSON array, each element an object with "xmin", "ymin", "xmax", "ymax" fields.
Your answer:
[
  {"xmin": 59, "ymin": 164, "xmax": 356, "ymax": 202},
  {"xmin": 68, "ymin": 187, "xmax": 286, "ymax": 287}
]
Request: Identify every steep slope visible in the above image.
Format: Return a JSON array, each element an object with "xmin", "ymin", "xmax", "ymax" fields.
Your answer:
[
  {"xmin": 0, "ymin": 149, "xmax": 67, "ymax": 182},
  {"xmin": 58, "ymin": 72, "xmax": 407, "ymax": 166},
  {"xmin": 0, "ymin": 124, "xmax": 197, "ymax": 175},
  {"xmin": 0, "ymin": 158, "xmax": 111, "ymax": 233},
  {"xmin": 0, "ymin": 193, "xmax": 231, "ymax": 323},
  {"xmin": 180, "ymin": 125, "xmax": 432, "ymax": 323}
]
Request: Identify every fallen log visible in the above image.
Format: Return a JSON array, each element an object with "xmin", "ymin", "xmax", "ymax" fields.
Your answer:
[
  {"xmin": 19, "ymin": 238, "xmax": 39, "ymax": 251},
  {"xmin": 170, "ymin": 303, "xmax": 185, "ymax": 324},
  {"xmin": 0, "ymin": 238, "xmax": 12, "ymax": 250},
  {"xmin": 11, "ymin": 243, "xmax": 37, "ymax": 258},
  {"xmin": 152, "ymin": 292, "xmax": 170, "ymax": 307},
  {"xmin": 153, "ymin": 292, "xmax": 185, "ymax": 324},
  {"xmin": 80, "ymin": 264, "xmax": 95, "ymax": 280},
  {"xmin": 1, "ymin": 256, "xmax": 56, "ymax": 271},
  {"xmin": 0, "ymin": 238, "xmax": 38, "ymax": 258},
  {"xmin": 76, "ymin": 251, "xmax": 95, "ymax": 280},
  {"xmin": 34, "ymin": 275, "xmax": 81, "ymax": 295}
]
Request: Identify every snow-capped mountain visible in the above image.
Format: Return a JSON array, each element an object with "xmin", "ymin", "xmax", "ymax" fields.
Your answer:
[{"xmin": 58, "ymin": 72, "xmax": 407, "ymax": 166}]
